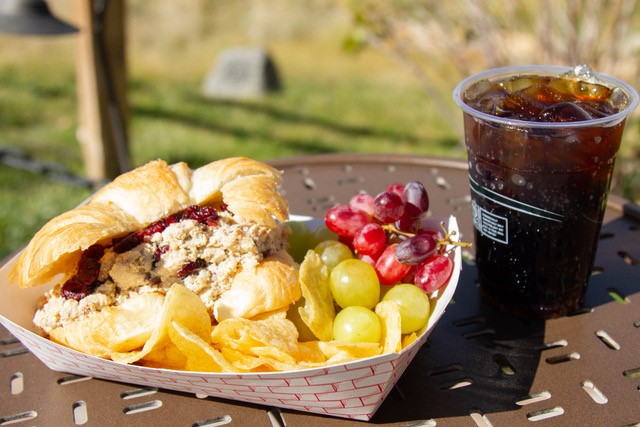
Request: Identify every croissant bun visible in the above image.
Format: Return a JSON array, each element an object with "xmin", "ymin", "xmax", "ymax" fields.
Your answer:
[
  {"xmin": 10, "ymin": 157, "xmax": 300, "ymax": 358},
  {"xmin": 11, "ymin": 157, "xmax": 289, "ymax": 288}
]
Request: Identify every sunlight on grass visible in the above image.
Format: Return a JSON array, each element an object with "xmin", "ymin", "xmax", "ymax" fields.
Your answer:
[{"xmin": 0, "ymin": 34, "xmax": 460, "ymax": 259}]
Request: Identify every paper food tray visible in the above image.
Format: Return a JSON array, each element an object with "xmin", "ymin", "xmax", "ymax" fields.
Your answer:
[{"xmin": 0, "ymin": 216, "xmax": 461, "ymax": 421}]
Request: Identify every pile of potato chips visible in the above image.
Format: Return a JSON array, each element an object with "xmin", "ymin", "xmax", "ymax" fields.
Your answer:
[{"xmin": 109, "ymin": 250, "xmax": 427, "ymax": 373}]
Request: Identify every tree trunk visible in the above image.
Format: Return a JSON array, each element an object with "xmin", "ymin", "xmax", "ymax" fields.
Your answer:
[{"xmin": 74, "ymin": 0, "xmax": 129, "ymax": 182}]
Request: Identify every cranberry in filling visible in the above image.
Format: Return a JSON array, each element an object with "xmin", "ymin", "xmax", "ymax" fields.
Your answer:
[
  {"xmin": 61, "ymin": 205, "xmax": 221, "ymax": 301},
  {"xmin": 61, "ymin": 244, "xmax": 105, "ymax": 301},
  {"xmin": 177, "ymin": 258, "xmax": 207, "ymax": 278},
  {"xmin": 181, "ymin": 205, "xmax": 219, "ymax": 225}
]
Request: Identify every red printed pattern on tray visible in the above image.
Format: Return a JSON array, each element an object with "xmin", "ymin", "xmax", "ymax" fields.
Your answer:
[{"xmin": 3, "ymin": 318, "xmax": 422, "ymax": 420}]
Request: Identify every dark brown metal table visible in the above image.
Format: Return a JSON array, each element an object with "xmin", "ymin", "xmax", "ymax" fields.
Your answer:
[{"xmin": 2, "ymin": 153, "xmax": 639, "ymax": 426}]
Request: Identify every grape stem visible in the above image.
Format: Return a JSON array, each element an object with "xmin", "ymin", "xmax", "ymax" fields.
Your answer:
[
  {"xmin": 435, "ymin": 221, "xmax": 473, "ymax": 250},
  {"xmin": 382, "ymin": 221, "xmax": 473, "ymax": 252},
  {"xmin": 381, "ymin": 224, "xmax": 414, "ymax": 238}
]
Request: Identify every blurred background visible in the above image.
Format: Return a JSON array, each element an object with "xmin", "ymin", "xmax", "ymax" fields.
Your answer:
[{"xmin": 2, "ymin": 0, "xmax": 640, "ymax": 259}]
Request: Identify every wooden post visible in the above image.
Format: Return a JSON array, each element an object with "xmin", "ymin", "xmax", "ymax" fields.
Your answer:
[{"xmin": 74, "ymin": 0, "xmax": 129, "ymax": 182}]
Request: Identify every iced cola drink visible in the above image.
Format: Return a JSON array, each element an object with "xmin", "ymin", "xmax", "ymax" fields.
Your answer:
[{"xmin": 453, "ymin": 65, "xmax": 638, "ymax": 319}]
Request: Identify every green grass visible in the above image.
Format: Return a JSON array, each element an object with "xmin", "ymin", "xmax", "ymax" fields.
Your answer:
[
  {"xmin": 0, "ymin": 169, "xmax": 93, "ymax": 257},
  {"xmin": 129, "ymin": 75, "xmax": 462, "ymax": 166},
  {"xmin": 0, "ymin": 51, "xmax": 464, "ymax": 259}
]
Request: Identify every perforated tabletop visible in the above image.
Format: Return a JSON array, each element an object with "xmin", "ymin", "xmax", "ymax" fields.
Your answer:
[{"xmin": 2, "ymin": 154, "xmax": 639, "ymax": 426}]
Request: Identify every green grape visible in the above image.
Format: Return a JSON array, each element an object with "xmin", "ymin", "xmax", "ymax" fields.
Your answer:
[
  {"xmin": 285, "ymin": 221, "xmax": 312, "ymax": 263},
  {"xmin": 310, "ymin": 225, "xmax": 338, "ymax": 247},
  {"xmin": 382, "ymin": 284, "xmax": 431, "ymax": 334},
  {"xmin": 332, "ymin": 306, "xmax": 382, "ymax": 343},
  {"xmin": 314, "ymin": 240, "xmax": 353, "ymax": 271},
  {"xmin": 329, "ymin": 259, "xmax": 380, "ymax": 309},
  {"xmin": 379, "ymin": 283, "xmax": 394, "ymax": 301}
]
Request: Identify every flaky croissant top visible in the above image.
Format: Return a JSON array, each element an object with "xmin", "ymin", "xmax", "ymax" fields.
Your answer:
[{"xmin": 10, "ymin": 157, "xmax": 289, "ymax": 289}]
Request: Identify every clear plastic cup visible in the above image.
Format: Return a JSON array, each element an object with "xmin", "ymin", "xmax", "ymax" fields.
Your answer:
[{"xmin": 453, "ymin": 65, "xmax": 638, "ymax": 319}]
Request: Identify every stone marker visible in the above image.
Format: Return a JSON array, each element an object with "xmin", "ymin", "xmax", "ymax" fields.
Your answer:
[{"xmin": 201, "ymin": 47, "xmax": 282, "ymax": 98}]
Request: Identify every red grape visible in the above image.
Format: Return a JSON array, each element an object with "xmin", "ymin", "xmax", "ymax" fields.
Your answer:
[
  {"xmin": 403, "ymin": 181, "xmax": 429, "ymax": 218},
  {"xmin": 353, "ymin": 223, "xmax": 387, "ymax": 256},
  {"xmin": 395, "ymin": 211, "xmax": 419, "ymax": 233},
  {"xmin": 359, "ymin": 253, "xmax": 379, "ymax": 267},
  {"xmin": 349, "ymin": 193, "xmax": 375, "ymax": 216},
  {"xmin": 395, "ymin": 234, "xmax": 438, "ymax": 265},
  {"xmin": 325, "ymin": 205, "xmax": 372, "ymax": 238},
  {"xmin": 414, "ymin": 255, "xmax": 454, "ymax": 293},
  {"xmin": 320, "ymin": 179, "xmax": 452, "ymax": 290},
  {"xmin": 402, "ymin": 264, "xmax": 418, "ymax": 284},
  {"xmin": 416, "ymin": 227, "xmax": 444, "ymax": 241},
  {"xmin": 338, "ymin": 235, "xmax": 355, "ymax": 251},
  {"xmin": 375, "ymin": 244, "xmax": 411, "ymax": 285},
  {"xmin": 373, "ymin": 191, "xmax": 405, "ymax": 224},
  {"xmin": 386, "ymin": 183, "xmax": 405, "ymax": 199}
]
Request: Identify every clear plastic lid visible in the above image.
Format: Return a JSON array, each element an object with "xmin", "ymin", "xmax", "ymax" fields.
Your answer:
[{"xmin": 453, "ymin": 65, "xmax": 639, "ymax": 129}]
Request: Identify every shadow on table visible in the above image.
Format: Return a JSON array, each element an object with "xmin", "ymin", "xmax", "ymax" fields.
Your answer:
[
  {"xmin": 371, "ymin": 264, "xmax": 546, "ymax": 423},
  {"xmin": 583, "ymin": 215, "xmax": 640, "ymax": 309},
  {"xmin": 372, "ymin": 214, "xmax": 639, "ymax": 423}
]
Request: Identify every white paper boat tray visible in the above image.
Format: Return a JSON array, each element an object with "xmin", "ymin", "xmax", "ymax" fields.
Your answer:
[{"xmin": 0, "ymin": 216, "xmax": 461, "ymax": 421}]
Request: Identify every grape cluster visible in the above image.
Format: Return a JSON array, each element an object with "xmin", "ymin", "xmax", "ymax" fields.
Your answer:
[{"xmin": 325, "ymin": 180, "xmax": 454, "ymax": 294}]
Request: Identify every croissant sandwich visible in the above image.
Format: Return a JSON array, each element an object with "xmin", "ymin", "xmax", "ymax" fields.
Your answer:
[{"xmin": 9, "ymin": 157, "xmax": 301, "ymax": 358}]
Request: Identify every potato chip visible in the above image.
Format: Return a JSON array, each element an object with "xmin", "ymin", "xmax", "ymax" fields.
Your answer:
[
  {"xmin": 286, "ymin": 299, "xmax": 318, "ymax": 342},
  {"xmin": 296, "ymin": 250, "xmax": 334, "ymax": 341},
  {"xmin": 252, "ymin": 345, "xmax": 299, "ymax": 364},
  {"xmin": 220, "ymin": 347, "xmax": 265, "ymax": 371},
  {"xmin": 292, "ymin": 341, "xmax": 329, "ymax": 365},
  {"xmin": 250, "ymin": 308, "xmax": 287, "ymax": 321},
  {"xmin": 112, "ymin": 284, "xmax": 212, "ymax": 368},
  {"xmin": 307, "ymin": 340, "xmax": 382, "ymax": 364},
  {"xmin": 168, "ymin": 321, "xmax": 239, "ymax": 372},
  {"xmin": 211, "ymin": 316, "xmax": 299, "ymax": 356},
  {"xmin": 220, "ymin": 347, "xmax": 299, "ymax": 372},
  {"xmin": 375, "ymin": 300, "xmax": 402, "ymax": 354},
  {"xmin": 209, "ymin": 315, "xmax": 352, "ymax": 371},
  {"xmin": 402, "ymin": 332, "xmax": 419, "ymax": 349}
]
